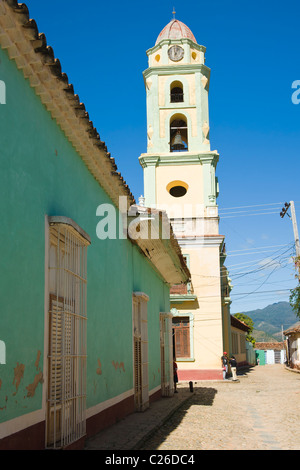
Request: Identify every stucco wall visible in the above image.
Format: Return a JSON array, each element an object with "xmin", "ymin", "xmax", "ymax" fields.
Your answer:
[{"xmin": 0, "ymin": 45, "xmax": 170, "ymax": 432}]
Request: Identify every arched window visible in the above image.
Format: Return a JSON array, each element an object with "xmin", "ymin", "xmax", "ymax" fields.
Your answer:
[
  {"xmin": 170, "ymin": 81, "xmax": 184, "ymax": 103},
  {"xmin": 170, "ymin": 114, "xmax": 188, "ymax": 152}
]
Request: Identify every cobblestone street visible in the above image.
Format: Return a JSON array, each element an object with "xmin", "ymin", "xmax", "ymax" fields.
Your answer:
[{"xmin": 140, "ymin": 365, "xmax": 300, "ymax": 451}]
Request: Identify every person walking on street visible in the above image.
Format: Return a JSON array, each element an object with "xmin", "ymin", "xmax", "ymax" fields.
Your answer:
[
  {"xmin": 229, "ymin": 355, "xmax": 238, "ymax": 381},
  {"xmin": 173, "ymin": 360, "xmax": 178, "ymax": 393},
  {"xmin": 221, "ymin": 352, "xmax": 228, "ymax": 380}
]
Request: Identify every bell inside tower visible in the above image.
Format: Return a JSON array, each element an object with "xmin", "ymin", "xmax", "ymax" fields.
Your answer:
[{"xmin": 170, "ymin": 116, "xmax": 188, "ymax": 152}]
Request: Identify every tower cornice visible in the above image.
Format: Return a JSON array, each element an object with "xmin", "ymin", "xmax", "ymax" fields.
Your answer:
[
  {"xmin": 139, "ymin": 151, "xmax": 219, "ymax": 168},
  {"xmin": 146, "ymin": 38, "xmax": 206, "ymax": 56},
  {"xmin": 143, "ymin": 63, "xmax": 210, "ymax": 80}
]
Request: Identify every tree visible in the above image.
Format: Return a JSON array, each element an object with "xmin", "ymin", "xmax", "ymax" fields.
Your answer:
[
  {"xmin": 233, "ymin": 313, "xmax": 256, "ymax": 346},
  {"xmin": 289, "ymin": 283, "xmax": 300, "ymax": 319},
  {"xmin": 289, "ymin": 256, "xmax": 300, "ymax": 319}
]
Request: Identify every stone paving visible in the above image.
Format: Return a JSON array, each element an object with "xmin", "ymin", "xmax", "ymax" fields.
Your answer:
[
  {"xmin": 85, "ymin": 365, "xmax": 300, "ymax": 451},
  {"xmin": 141, "ymin": 365, "xmax": 300, "ymax": 451}
]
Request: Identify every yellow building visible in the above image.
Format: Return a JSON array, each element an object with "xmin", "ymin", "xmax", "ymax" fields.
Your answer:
[{"xmin": 139, "ymin": 17, "xmax": 231, "ymax": 380}]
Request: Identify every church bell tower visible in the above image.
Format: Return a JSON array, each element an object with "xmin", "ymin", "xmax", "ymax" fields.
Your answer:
[
  {"xmin": 139, "ymin": 16, "xmax": 220, "ymax": 218},
  {"xmin": 139, "ymin": 16, "xmax": 230, "ymax": 380}
]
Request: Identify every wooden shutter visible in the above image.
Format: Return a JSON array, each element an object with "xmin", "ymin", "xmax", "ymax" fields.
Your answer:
[
  {"xmin": 47, "ymin": 296, "xmax": 64, "ymax": 445},
  {"xmin": 173, "ymin": 317, "xmax": 190, "ymax": 358}
]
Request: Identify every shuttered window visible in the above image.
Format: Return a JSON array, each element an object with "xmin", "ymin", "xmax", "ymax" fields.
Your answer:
[
  {"xmin": 173, "ymin": 317, "xmax": 190, "ymax": 358},
  {"xmin": 274, "ymin": 350, "xmax": 281, "ymax": 363},
  {"xmin": 133, "ymin": 293, "xmax": 149, "ymax": 412},
  {"xmin": 232, "ymin": 332, "xmax": 239, "ymax": 354},
  {"xmin": 47, "ymin": 217, "xmax": 90, "ymax": 449}
]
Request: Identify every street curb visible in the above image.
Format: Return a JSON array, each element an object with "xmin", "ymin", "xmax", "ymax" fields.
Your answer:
[{"xmin": 284, "ymin": 365, "xmax": 300, "ymax": 374}]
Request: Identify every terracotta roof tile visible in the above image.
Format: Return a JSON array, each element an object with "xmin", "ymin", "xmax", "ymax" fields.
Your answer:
[
  {"xmin": 156, "ymin": 19, "xmax": 197, "ymax": 45},
  {"xmin": 255, "ymin": 342, "xmax": 285, "ymax": 350},
  {"xmin": 1, "ymin": 0, "xmax": 135, "ymax": 206}
]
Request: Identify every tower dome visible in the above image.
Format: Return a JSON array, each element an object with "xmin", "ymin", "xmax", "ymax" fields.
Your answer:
[{"xmin": 155, "ymin": 19, "xmax": 197, "ymax": 45}]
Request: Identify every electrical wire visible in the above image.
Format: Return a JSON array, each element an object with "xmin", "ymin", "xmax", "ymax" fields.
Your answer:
[{"xmin": 218, "ymin": 202, "xmax": 285, "ymax": 211}]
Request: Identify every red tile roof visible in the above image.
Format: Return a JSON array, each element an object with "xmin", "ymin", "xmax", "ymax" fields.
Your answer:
[
  {"xmin": 255, "ymin": 342, "xmax": 285, "ymax": 351},
  {"xmin": 231, "ymin": 315, "xmax": 250, "ymax": 332},
  {"xmin": 156, "ymin": 19, "xmax": 197, "ymax": 45}
]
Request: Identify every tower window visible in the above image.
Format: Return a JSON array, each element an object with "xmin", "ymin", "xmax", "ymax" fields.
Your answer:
[
  {"xmin": 170, "ymin": 81, "xmax": 184, "ymax": 103},
  {"xmin": 170, "ymin": 114, "xmax": 188, "ymax": 152},
  {"xmin": 167, "ymin": 180, "xmax": 188, "ymax": 198},
  {"xmin": 170, "ymin": 186, "xmax": 187, "ymax": 197}
]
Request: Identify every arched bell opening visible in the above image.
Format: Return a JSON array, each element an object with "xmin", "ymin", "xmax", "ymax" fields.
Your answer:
[
  {"xmin": 170, "ymin": 114, "xmax": 188, "ymax": 152},
  {"xmin": 170, "ymin": 81, "xmax": 184, "ymax": 103}
]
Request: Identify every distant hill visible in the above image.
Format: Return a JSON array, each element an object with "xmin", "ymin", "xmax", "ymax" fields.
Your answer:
[{"xmin": 238, "ymin": 301, "xmax": 299, "ymax": 342}]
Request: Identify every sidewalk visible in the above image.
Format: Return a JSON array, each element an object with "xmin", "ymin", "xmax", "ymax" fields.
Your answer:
[{"xmin": 84, "ymin": 384, "xmax": 194, "ymax": 450}]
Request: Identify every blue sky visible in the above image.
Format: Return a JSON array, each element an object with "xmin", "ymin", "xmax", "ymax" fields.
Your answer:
[{"xmin": 24, "ymin": 0, "xmax": 300, "ymax": 319}]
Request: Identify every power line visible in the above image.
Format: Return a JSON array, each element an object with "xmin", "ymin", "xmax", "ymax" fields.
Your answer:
[
  {"xmin": 227, "ymin": 248, "xmax": 290, "ymax": 257},
  {"xmin": 189, "ymin": 247, "xmax": 294, "ymax": 281},
  {"xmin": 218, "ymin": 202, "xmax": 285, "ymax": 211},
  {"xmin": 226, "ymin": 243, "xmax": 290, "ymax": 254},
  {"xmin": 227, "ymin": 253, "xmax": 292, "ymax": 272},
  {"xmin": 229, "ymin": 246, "xmax": 294, "ymax": 280},
  {"xmin": 220, "ymin": 211, "xmax": 279, "ymax": 219}
]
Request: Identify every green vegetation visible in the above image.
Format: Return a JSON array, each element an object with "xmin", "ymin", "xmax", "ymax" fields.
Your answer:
[
  {"xmin": 233, "ymin": 313, "xmax": 256, "ymax": 345},
  {"xmin": 289, "ymin": 283, "xmax": 300, "ymax": 319}
]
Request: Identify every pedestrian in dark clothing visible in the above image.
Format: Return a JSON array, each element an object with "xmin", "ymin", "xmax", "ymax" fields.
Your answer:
[
  {"xmin": 221, "ymin": 352, "xmax": 228, "ymax": 380},
  {"xmin": 229, "ymin": 355, "xmax": 237, "ymax": 381},
  {"xmin": 173, "ymin": 360, "xmax": 178, "ymax": 393}
]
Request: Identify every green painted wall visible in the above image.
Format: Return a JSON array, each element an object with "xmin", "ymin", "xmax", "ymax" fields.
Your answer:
[
  {"xmin": 0, "ymin": 45, "xmax": 170, "ymax": 424},
  {"xmin": 255, "ymin": 350, "xmax": 265, "ymax": 366}
]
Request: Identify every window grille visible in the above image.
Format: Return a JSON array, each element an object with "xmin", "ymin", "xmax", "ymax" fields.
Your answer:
[
  {"xmin": 47, "ymin": 218, "xmax": 90, "ymax": 449},
  {"xmin": 133, "ymin": 293, "xmax": 149, "ymax": 412}
]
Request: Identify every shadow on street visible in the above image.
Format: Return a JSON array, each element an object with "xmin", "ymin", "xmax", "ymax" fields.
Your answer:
[{"xmin": 140, "ymin": 387, "xmax": 217, "ymax": 449}]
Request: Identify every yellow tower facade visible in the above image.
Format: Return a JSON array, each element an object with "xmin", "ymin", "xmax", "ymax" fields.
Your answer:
[{"xmin": 139, "ymin": 18, "xmax": 230, "ymax": 380}]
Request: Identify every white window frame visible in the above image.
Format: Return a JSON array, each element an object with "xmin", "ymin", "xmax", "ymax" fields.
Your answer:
[
  {"xmin": 160, "ymin": 313, "xmax": 174, "ymax": 396},
  {"xmin": 46, "ymin": 216, "xmax": 90, "ymax": 449},
  {"xmin": 171, "ymin": 308, "xmax": 194, "ymax": 362}
]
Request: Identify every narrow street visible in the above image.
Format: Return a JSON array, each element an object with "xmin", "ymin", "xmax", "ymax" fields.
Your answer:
[{"xmin": 140, "ymin": 365, "xmax": 300, "ymax": 451}]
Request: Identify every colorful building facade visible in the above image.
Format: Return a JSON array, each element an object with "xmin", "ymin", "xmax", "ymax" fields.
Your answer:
[{"xmin": 0, "ymin": 2, "xmax": 189, "ymax": 449}]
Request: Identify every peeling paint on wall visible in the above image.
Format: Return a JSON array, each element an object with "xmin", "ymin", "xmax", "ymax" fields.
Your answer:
[
  {"xmin": 26, "ymin": 371, "xmax": 43, "ymax": 398},
  {"xmin": 96, "ymin": 359, "xmax": 102, "ymax": 375},
  {"xmin": 13, "ymin": 362, "xmax": 25, "ymax": 395},
  {"xmin": 112, "ymin": 361, "xmax": 125, "ymax": 372},
  {"xmin": 35, "ymin": 350, "xmax": 41, "ymax": 370}
]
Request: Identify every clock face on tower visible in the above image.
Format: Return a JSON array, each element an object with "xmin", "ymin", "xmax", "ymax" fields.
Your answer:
[{"xmin": 168, "ymin": 45, "xmax": 184, "ymax": 62}]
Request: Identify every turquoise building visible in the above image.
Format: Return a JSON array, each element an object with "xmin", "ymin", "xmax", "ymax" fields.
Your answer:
[{"xmin": 0, "ymin": 2, "xmax": 189, "ymax": 449}]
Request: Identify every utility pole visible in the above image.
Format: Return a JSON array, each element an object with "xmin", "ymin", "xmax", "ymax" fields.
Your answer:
[
  {"xmin": 290, "ymin": 201, "xmax": 300, "ymax": 258},
  {"xmin": 280, "ymin": 201, "xmax": 300, "ymax": 258}
]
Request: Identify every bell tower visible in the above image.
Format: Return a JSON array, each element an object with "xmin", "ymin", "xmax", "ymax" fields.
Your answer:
[
  {"xmin": 139, "ymin": 17, "xmax": 219, "ymax": 217},
  {"xmin": 139, "ymin": 17, "xmax": 229, "ymax": 380}
]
